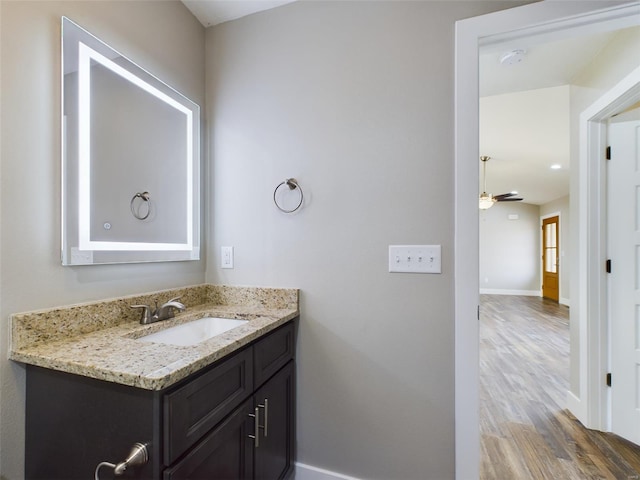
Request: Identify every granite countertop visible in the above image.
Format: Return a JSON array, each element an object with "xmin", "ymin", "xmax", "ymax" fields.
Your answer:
[{"xmin": 10, "ymin": 285, "xmax": 299, "ymax": 391}]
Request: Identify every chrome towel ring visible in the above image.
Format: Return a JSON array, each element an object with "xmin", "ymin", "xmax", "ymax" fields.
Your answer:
[
  {"xmin": 273, "ymin": 178, "xmax": 303, "ymax": 213},
  {"xmin": 130, "ymin": 191, "xmax": 151, "ymax": 220}
]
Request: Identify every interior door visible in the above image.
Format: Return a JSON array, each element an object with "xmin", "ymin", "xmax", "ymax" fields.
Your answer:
[
  {"xmin": 542, "ymin": 216, "xmax": 560, "ymax": 301},
  {"xmin": 608, "ymin": 108, "xmax": 640, "ymax": 446}
]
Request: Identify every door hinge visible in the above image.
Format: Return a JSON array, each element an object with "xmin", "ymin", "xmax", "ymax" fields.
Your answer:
[
  {"xmin": 606, "ymin": 146, "xmax": 611, "ymax": 160},
  {"xmin": 477, "ymin": 305, "xmax": 480, "ymax": 321},
  {"xmin": 606, "ymin": 372, "xmax": 612, "ymax": 387},
  {"xmin": 606, "ymin": 259, "xmax": 612, "ymax": 273}
]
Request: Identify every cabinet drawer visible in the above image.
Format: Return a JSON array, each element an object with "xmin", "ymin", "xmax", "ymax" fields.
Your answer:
[
  {"xmin": 164, "ymin": 347, "xmax": 253, "ymax": 465},
  {"xmin": 254, "ymin": 322, "xmax": 295, "ymax": 389}
]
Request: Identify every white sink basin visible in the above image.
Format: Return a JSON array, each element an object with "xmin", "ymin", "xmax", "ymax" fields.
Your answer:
[{"xmin": 137, "ymin": 317, "xmax": 248, "ymax": 347}]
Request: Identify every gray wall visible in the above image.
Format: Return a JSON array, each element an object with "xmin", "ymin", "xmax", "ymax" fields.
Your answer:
[
  {"xmin": 0, "ymin": 2, "xmax": 204, "ymax": 478},
  {"xmin": 205, "ymin": 1, "xmax": 529, "ymax": 477},
  {"xmin": 479, "ymin": 202, "xmax": 541, "ymax": 293},
  {"xmin": 479, "ymin": 195, "xmax": 570, "ymax": 300}
]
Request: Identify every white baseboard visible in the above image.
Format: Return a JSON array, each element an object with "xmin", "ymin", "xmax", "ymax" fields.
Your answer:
[
  {"xmin": 295, "ymin": 463, "xmax": 360, "ymax": 480},
  {"xmin": 479, "ymin": 289, "xmax": 541, "ymax": 296},
  {"xmin": 560, "ymin": 297, "xmax": 570, "ymax": 307}
]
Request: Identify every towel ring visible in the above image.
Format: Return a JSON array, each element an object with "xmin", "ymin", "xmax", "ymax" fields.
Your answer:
[
  {"xmin": 273, "ymin": 179, "xmax": 303, "ymax": 213},
  {"xmin": 130, "ymin": 191, "xmax": 151, "ymax": 220}
]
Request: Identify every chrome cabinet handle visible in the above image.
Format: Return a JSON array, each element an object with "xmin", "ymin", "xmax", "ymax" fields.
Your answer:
[
  {"xmin": 248, "ymin": 407, "xmax": 260, "ymax": 447},
  {"xmin": 258, "ymin": 399, "xmax": 269, "ymax": 437}
]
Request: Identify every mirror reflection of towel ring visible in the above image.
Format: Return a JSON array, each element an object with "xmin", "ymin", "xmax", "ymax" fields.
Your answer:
[
  {"xmin": 130, "ymin": 191, "xmax": 151, "ymax": 220},
  {"xmin": 273, "ymin": 178, "xmax": 304, "ymax": 213}
]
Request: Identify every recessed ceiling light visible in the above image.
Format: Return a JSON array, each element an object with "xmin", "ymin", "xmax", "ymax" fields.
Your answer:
[
  {"xmin": 550, "ymin": 164, "xmax": 562, "ymax": 170},
  {"xmin": 510, "ymin": 190, "xmax": 518, "ymax": 195}
]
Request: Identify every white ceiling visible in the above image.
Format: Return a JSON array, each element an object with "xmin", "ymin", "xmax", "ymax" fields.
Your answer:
[
  {"xmin": 182, "ymin": 0, "xmax": 297, "ymax": 27},
  {"xmin": 479, "ymin": 32, "xmax": 618, "ymax": 98},
  {"xmin": 479, "ymin": 27, "xmax": 640, "ymax": 205},
  {"xmin": 480, "ymin": 86, "xmax": 572, "ymax": 206},
  {"xmin": 479, "ymin": 30, "xmax": 619, "ymax": 205},
  {"xmin": 181, "ymin": 1, "xmax": 638, "ymax": 206}
]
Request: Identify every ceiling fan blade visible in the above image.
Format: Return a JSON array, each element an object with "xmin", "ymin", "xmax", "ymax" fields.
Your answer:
[
  {"xmin": 493, "ymin": 192, "xmax": 517, "ymax": 200},
  {"xmin": 496, "ymin": 197, "xmax": 523, "ymax": 202}
]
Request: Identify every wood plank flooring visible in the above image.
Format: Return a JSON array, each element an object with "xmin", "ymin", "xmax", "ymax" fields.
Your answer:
[{"xmin": 480, "ymin": 294, "xmax": 640, "ymax": 479}]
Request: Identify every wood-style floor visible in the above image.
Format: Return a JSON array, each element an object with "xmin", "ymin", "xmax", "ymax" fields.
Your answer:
[{"xmin": 480, "ymin": 294, "xmax": 640, "ymax": 479}]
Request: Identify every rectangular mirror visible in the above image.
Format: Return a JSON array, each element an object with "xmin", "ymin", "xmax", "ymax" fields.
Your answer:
[{"xmin": 61, "ymin": 17, "xmax": 200, "ymax": 265}]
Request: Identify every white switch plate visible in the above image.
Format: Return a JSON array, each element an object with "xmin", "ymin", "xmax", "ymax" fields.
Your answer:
[
  {"xmin": 221, "ymin": 246, "xmax": 234, "ymax": 269},
  {"xmin": 388, "ymin": 245, "xmax": 441, "ymax": 274}
]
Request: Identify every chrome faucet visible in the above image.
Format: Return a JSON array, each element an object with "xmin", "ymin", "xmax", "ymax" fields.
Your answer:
[{"xmin": 131, "ymin": 296, "xmax": 186, "ymax": 325}]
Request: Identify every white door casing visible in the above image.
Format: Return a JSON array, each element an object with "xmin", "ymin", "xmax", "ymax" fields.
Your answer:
[
  {"xmin": 608, "ymin": 110, "xmax": 640, "ymax": 445},
  {"xmin": 578, "ymin": 69, "xmax": 640, "ymax": 432}
]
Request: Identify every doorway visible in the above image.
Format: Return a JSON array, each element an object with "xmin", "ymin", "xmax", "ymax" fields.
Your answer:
[
  {"xmin": 454, "ymin": 2, "xmax": 640, "ymax": 478},
  {"xmin": 542, "ymin": 215, "xmax": 560, "ymax": 302}
]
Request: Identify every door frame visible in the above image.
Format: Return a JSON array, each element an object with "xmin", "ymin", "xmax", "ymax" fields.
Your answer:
[
  {"xmin": 540, "ymin": 212, "xmax": 562, "ymax": 302},
  {"xmin": 454, "ymin": 2, "xmax": 640, "ymax": 478},
  {"xmin": 576, "ymin": 64, "xmax": 640, "ymax": 432}
]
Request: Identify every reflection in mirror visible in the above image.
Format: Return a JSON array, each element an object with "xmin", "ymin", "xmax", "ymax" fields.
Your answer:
[{"xmin": 61, "ymin": 17, "xmax": 200, "ymax": 265}]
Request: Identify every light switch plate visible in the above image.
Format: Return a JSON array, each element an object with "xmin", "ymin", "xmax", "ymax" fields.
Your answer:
[
  {"xmin": 389, "ymin": 245, "xmax": 441, "ymax": 274},
  {"xmin": 221, "ymin": 246, "xmax": 234, "ymax": 269}
]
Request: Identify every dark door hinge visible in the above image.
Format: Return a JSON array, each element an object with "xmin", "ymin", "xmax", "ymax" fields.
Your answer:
[
  {"xmin": 606, "ymin": 146, "xmax": 611, "ymax": 160},
  {"xmin": 606, "ymin": 259, "xmax": 612, "ymax": 273},
  {"xmin": 606, "ymin": 373, "xmax": 612, "ymax": 387},
  {"xmin": 477, "ymin": 305, "xmax": 480, "ymax": 321}
]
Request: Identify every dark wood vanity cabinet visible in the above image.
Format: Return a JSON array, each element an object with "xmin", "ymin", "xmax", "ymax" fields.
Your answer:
[
  {"xmin": 25, "ymin": 320, "xmax": 296, "ymax": 480},
  {"xmin": 163, "ymin": 322, "xmax": 296, "ymax": 480},
  {"xmin": 164, "ymin": 362, "xmax": 295, "ymax": 480}
]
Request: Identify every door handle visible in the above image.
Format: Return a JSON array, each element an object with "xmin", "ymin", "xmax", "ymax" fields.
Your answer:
[
  {"xmin": 248, "ymin": 407, "xmax": 260, "ymax": 447},
  {"xmin": 258, "ymin": 399, "xmax": 269, "ymax": 437}
]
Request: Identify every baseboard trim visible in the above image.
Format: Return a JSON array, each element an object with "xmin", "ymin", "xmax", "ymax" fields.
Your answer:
[
  {"xmin": 295, "ymin": 463, "xmax": 360, "ymax": 480},
  {"xmin": 479, "ymin": 289, "xmax": 541, "ymax": 296},
  {"xmin": 559, "ymin": 297, "xmax": 570, "ymax": 307}
]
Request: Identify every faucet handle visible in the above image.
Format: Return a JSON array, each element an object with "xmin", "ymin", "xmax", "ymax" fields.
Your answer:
[
  {"xmin": 165, "ymin": 296, "xmax": 182, "ymax": 304},
  {"xmin": 131, "ymin": 304, "xmax": 151, "ymax": 324}
]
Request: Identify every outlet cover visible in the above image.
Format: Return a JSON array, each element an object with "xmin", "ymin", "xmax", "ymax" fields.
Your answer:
[{"xmin": 221, "ymin": 246, "xmax": 234, "ymax": 269}]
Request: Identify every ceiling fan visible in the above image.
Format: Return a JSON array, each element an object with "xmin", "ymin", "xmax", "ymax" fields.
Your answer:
[{"xmin": 479, "ymin": 156, "xmax": 523, "ymax": 210}]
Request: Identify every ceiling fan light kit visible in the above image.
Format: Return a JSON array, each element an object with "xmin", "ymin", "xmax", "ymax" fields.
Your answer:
[{"xmin": 479, "ymin": 193, "xmax": 496, "ymax": 210}]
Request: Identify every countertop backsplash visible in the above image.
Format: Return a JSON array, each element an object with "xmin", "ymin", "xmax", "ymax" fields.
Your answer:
[{"xmin": 10, "ymin": 284, "xmax": 298, "ymax": 351}]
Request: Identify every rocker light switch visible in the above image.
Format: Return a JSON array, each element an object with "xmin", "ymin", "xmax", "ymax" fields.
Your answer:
[{"xmin": 388, "ymin": 245, "xmax": 441, "ymax": 274}]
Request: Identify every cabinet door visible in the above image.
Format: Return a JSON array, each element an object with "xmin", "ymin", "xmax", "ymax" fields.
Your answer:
[
  {"xmin": 254, "ymin": 361, "xmax": 295, "ymax": 480},
  {"xmin": 164, "ymin": 399, "xmax": 254, "ymax": 480},
  {"xmin": 25, "ymin": 365, "xmax": 160, "ymax": 480}
]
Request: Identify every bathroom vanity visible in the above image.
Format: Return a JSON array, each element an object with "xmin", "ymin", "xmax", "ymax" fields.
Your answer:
[{"xmin": 11, "ymin": 285, "xmax": 298, "ymax": 480}]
